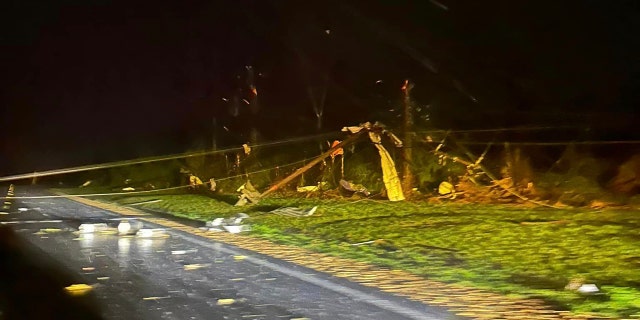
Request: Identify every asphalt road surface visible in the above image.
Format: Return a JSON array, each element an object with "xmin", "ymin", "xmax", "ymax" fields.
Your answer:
[{"xmin": 0, "ymin": 186, "xmax": 462, "ymax": 320}]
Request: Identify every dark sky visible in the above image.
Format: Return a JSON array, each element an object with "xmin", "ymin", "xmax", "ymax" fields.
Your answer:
[{"xmin": 1, "ymin": 0, "xmax": 638, "ymax": 175}]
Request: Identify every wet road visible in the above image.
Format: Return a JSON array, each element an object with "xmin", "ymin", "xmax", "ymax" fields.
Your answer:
[{"xmin": 1, "ymin": 186, "xmax": 460, "ymax": 320}]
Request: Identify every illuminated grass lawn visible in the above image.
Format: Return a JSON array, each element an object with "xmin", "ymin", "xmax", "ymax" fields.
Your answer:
[{"xmin": 94, "ymin": 191, "xmax": 640, "ymax": 318}]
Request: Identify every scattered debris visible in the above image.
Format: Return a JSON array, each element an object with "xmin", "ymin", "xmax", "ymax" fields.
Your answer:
[
  {"xmin": 270, "ymin": 206, "xmax": 317, "ymax": 217},
  {"xmin": 229, "ymin": 213, "xmax": 250, "ymax": 224},
  {"xmin": 80, "ymin": 180, "xmax": 92, "ymax": 188},
  {"xmin": 242, "ymin": 143, "xmax": 251, "ymax": 155},
  {"xmin": 126, "ymin": 199, "xmax": 162, "ymax": 206},
  {"xmin": 233, "ymin": 255, "xmax": 247, "ymax": 261},
  {"xmin": 340, "ymin": 179, "xmax": 370, "ymax": 196},
  {"xmin": 577, "ymin": 284, "xmax": 600, "ymax": 294},
  {"xmin": 122, "ymin": 187, "xmax": 135, "ymax": 191},
  {"xmin": 205, "ymin": 218, "xmax": 226, "ymax": 231},
  {"xmin": 223, "ymin": 224, "xmax": 251, "ymax": 233},
  {"xmin": 35, "ymin": 228, "xmax": 63, "ymax": 234},
  {"xmin": 18, "ymin": 207, "xmax": 28, "ymax": 212},
  {"xmin": 217, "ymin": 298, "xmax": 235, "ymax": 306},
  {"xmin": 117, "ymin": 220, "xmax": 144, "ymax": 235},
  {"xmin": 206, "ymin": 213, "xmax": 251, "ymax": 233},
  {"xmin": 184, "ymin": 263, "xmax": 209, "ymax": 271},
  {"xmin": 143, "ymin": 296, "xmax": 170, "ymax": 301},
  {"xmin": 78, "ymin": 223, "xmax": 109, "ymax": 234},
  {"xmin": 136, "ymin": 228, "xmax": 169, "ymax": 239},
  {"xmin": 235, "ymin": 181, "xmax": 261, "ymax": 206},
  {"xmin": 171, "ymin": 249, "xmax": 197, "ymax": 255},
  {"xmin": 350, "ymin": 239, "xmax": 380, "ymax": 246},
  {"xmin": 64, "ymin": 284, "xmax": 93, "ymax": 296},
  {"xmin": 565, "ymin": 276, "xmax": 586, "ymax": 291},
  {"xmin": 297, "ymin": 182, "xmax": 327, "ymax": 193},
  {"xmin": 189, "ymin": 174, "xmax": 204, "ymax": 189},
  {"xmin": 438, "ymin": 181, "xmax": 455, "ymax": 196}
]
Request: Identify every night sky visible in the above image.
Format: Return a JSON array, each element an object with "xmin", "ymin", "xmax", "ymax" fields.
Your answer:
[{"xmin": 1, "ymin": 0, "xmax": 638, "ymax": 175}]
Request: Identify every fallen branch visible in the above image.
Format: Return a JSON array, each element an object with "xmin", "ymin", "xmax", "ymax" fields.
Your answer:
[{"xmin": 436, "ymin": 135, "xmax": 560, "ymax": 209}]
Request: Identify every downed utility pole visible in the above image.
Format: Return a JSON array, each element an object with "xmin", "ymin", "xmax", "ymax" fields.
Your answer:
[{"xmin": 260, "ymin": 129, "xmax": 367, "ymax": 198}]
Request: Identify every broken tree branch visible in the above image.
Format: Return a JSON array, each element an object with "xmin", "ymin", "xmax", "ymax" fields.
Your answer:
[{"xmin": 447, "ymin": 135, "xmax": 558, "ymax": 208}]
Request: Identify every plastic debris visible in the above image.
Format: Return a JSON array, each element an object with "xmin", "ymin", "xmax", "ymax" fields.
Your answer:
[
  {"xmin": 340, "ymin": 180, "xmax": 370, "ymax": 196},
  {"xmin": 270, "ymin": 206, "xmax": 317, "ymax": 217},
  {"xmin": 223, "ymin": 225, "xmax": 251, "ymax": 233},
  {"xmin": 122, "ymin": 187, "xmax": 135, "ymax": 191},
  {"xmin": 577, "ymin": 284, "xmax": 600, "ymax": 294},
  {"xmin": 117, "ymin": 220, "xmax": 144, "ymax": 235},
  {"xmin": 297, "ymin": 182, "xmax": 327, "ymax": 193},
  {"xmin": 171, "ymin": 249, "xmax": 197, "ymax": 255},
  {"xmin": 64, "ymin": 284, "xmax": 93, "ymax": 296},
  {"xmin": 184, "ymin": 264, "xmax": 208, "ymax": 271},
  {"xmin": 79, "ymin": 223, "xmax": 109, "ymax": 234},
  {"xmin": 143, "ymin": 296, "xmax": 170, "ymax": 301},
  {"xmin": 438, "ymin": 181, "xmax": 455, "ymax": 195},
  {"xmin": 40, "ymin": 228, "xmax": 62, "ymax": 233},
  {"xmin": 206, "ymin": 218, "xmax": 225, "ymax": 227},
  {"xmin": 206, "ymin": 213, "xmax": 251, "ymax": 233},
  {"xmin": 297, "ymin": 185, "xmax": 320, "ymax": 192},
  {"xmin": 136, "ymin": 228, "xmax": 169, "ymax": 238},
  {"xmin": 217, "ymin": 298, "xmax": 235, "ymax": 305}
]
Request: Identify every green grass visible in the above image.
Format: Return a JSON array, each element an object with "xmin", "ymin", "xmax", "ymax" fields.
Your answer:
[{"xmin": 66, "ymin": 189, "xmax": 640, "ymax": 318}]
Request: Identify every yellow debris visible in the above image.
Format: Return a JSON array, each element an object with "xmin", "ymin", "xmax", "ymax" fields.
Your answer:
[
  {"xmin": 143, "ymin": 296, "xmax": 170, "ymax": 301},
  {"xmin": 183, "ymin": 264, "xmax": 208, "ymax": 271},
  {"xmin": 233, "ymin": 255, "xmax": 247, "ymax": 261},
  {"xmin": 64, "ymin": 284, "xmax": 93, "ymax": 296},
  {"xmin": 438, "ymin": 181, "xmax": 455, "ymax": 195},
  {"xmin": 217, "ymin": 298, "xmax": 235, "ymax": 305}
]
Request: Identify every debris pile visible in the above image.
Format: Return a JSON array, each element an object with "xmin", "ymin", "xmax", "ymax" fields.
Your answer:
[{"xmin": 205, "ymin": 213, "xmax": 251, "ymax": 233}]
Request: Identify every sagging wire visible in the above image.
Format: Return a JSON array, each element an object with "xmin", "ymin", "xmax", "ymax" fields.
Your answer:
[
  {"xmin": 415, "ymin": 125, "xmax": 589, "ymax": 135},
  {"xmin": 453, "ymin": 140, "xmax": 640, "ymax": 146},
  {"xmin": 2, "ymin": 156, "xmax": 319, "ymax": 200},
  {"xmin": 0, "ymin": 132, "xmax": 341, "ymax": 183}
]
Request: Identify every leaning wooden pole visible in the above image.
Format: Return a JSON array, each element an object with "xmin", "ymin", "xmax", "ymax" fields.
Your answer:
[
  {"xmin": 260, "ymin": 130, "xmax": 366, "ymax": 198},
  {"xmin": 401, "ymin": 80, "xmax": 415, "ymax": 194}
]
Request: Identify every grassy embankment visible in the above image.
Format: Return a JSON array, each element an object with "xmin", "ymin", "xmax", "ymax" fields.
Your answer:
[{"xmin": 62, "ymin": 187, "xmax": 640, "ymax": 318}]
